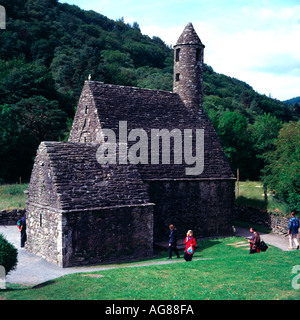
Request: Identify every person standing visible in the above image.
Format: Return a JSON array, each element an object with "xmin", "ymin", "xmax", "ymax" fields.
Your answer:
[
  {"xmin": 18, "ymin": 215, "xmax": 27, "ymax": 248},
  {"xmin": 288, "ymin": 212, "xmax": 299, "ymax": 250},
  {"xmin": 248, "ymin": 227, "xmax": 261, "ymax": 254},
  {"xmin": 168, "ymin": 224, "xmax": 180, "ymax": 259},
  {"xmin": 184, "ymin": 230, "xmax": 196, "ymax": 261}
]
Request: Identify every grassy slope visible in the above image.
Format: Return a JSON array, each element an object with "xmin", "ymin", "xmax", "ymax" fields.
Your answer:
[
  {"xmin": 0, "ymin": 182, "xmax": 296, "ymax": 300},
  {"xmin": 236, "ymin": 181, "xmax": 290, "ymax": 214},
  {"xmin": 1, "ymin": 237, "xmax": 300, "ymax": 300},
  {"xmin": 0, "ymin": 184, "xmax": 28, "ymax": 210}
]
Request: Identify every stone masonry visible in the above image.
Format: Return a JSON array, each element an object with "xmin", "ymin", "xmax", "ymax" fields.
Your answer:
[{"xmin": 26, "ymin": 23, "xmax": 236, "ymax": 267}]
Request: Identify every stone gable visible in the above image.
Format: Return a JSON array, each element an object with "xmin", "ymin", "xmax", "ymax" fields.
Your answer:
[{"xmin": 26, "ymin": 23, "xmax": 236, "ymax": 267}]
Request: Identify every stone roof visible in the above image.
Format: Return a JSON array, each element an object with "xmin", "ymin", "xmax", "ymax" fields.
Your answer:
[
  {"xmin": 175, "ymin": 22, "xmax": 204, "ymax": 46},
  {"xmin": 28, "ymin": 142, "xmax": 151, "ymax": 211},
  {"xmin": 69, "ymin": 81, "xmax": 235, "ymax": 181}
]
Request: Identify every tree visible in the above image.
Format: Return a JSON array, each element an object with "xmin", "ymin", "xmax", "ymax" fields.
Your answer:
[
  {"xmin": 0, "ymin": 97, "xmax": 67, "ymax": 182},
  {"xmin": 262, "ymin": 121, "xmax": 300, "ymax": 213},
  {"xmin": 250, "ymin": 113, "xmax": 282, "ymax": 158},
  {"xmin": 217, "ymin": 111, "xmax": 255, "ymax": 179}
]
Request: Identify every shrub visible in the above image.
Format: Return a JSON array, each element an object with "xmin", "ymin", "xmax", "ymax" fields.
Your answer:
[
  {"xmin": 0, "ymin": 233, "xmax": 18, "ymax": 275},
  {"xmin": 262, "ymin": 121, "xmax": 300, "ymax": 213}
]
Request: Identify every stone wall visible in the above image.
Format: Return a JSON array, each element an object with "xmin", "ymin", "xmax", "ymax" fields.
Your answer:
[
  {"xmin": 25, "ymin": 204, "xmax": 62, "ymax": 266},
  {"xmin": 234, "ymin": 205, "xmax": 291, "ymax": 236},
  {"xmin": 26, "ymin": 203, "xmax": 153, "ymax": 267},
  {"xmin": 68, "ymin": 84, "xmax": 102, "ymax": 143},
  {"xmin": 173, "ymin": 23, "xmax": 205, "ymax": 115},
  {"xmin": 68, "ymin": 81, "xmax": 235, "ymax": 181},
  {"xmin": 0, "ymin": 209, "xmax": 26, "ymax": 225},
  {"xmin": 148, "ymin": 179, "xmax": 235, "ymax": 242},
  {"xmin": 62, "ymin": 205, "xmax": 154, "ymax": 267}
]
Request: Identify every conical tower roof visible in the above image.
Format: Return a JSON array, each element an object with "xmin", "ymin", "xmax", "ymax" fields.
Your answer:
[{"xmin": 175, "ymin": 22, "xmax": 204, "ymax": 46}]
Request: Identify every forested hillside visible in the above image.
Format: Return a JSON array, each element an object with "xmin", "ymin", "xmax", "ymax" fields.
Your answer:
[
  {"xmin": 0, "ymin": 0, "xmax": 298, "ymax": 184},
  {"xmin": 284, "ymin": 96, "xmax": 300, "ymax": 105}
]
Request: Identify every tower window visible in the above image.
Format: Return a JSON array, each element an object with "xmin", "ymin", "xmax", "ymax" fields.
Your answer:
[
  {"xmin": 40, "ymin": 213, "xmax": 42, "ymax": 227},
  {"xmin": 175, "ymin": 73, "xmax": 180, "ymax": 82},
  {"xmin": 196, "ymin": 48, "xmax": 201, "ymax": 62},
  {"xmin": 175, "ymin": 48, "xmax": 180, "ymax": 62},
  {"xmin": 85, "ymin": 106, "xmax": 88, "ymax": 114}
]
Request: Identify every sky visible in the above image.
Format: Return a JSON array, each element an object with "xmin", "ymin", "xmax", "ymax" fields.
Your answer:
[{"xmin": 59, "ymin": 0, "xmax": 300, "ymax": 101}]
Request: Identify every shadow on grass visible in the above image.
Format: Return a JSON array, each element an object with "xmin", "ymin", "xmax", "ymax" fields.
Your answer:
[
  {"xmin": 154, "ymin": 239, "xmax": 222, "ymax": 260},
  {"xmin": 0, "ymin": 283, "xmax": 32, "ymax": 292},
  {"xmin": 68, "ymin": 238, "xmax": 222, "ymax": 270},
  {"xmin": 234, "ymin": 220, "xmax": 272, "ymax": 234},
  {"xmin": 235, "ymin": 195, "xmax": 268, "ymax": 210},
  {"xmin": 32, "ymin": 280, "xmax": 56, "ymax": 289}
]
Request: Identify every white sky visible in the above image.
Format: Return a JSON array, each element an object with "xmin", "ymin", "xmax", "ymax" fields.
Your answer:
[{"xmin": 60, "ymin": 0, "xmax": 300, "ymax": 101}]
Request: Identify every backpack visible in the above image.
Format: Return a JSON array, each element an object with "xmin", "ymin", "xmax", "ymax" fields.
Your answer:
[
  {"xmin": 259, "ymin": 240, "xmax": 268, "ymax": 252},
  {"xmin": 292, "ymin": 218, "xmax": 299, "ymax": 228}
]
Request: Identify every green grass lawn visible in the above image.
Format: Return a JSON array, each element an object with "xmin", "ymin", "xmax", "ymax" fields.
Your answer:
[
  {"xmin": 1, "ymin": 237, "xmax": 300, "ymax": 300},
  {"xmin": 0, "ymin": 184, "xmax": 28, "ymax": 210},
  {"xmin": 236, "ymin": 181, "xmax": 290, "ymax": 215},
  {"xmin": 0, "ymin": 181, "xmax": 296, "ymax": 300}
]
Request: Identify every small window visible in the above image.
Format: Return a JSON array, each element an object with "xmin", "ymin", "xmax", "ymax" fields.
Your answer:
[
  {"xmin": 196, "ymin": 48, "xmax": 201, "ymax": 62},
  {"xmin": 175, "ymin": 73, "xmax": 180, "ymax": 82},
  {"xmin": 85, "ymin": 106, "xmax": 88, "ymax": 114},
  {"xmin": 175, "ymin": 48, "xmax": 180, "ymax": 62},
  {"xmin": 40, "ymin": 213, "xmax": 42, "ymax": 227},
  {"xmin": 83, "ymin": 118, "xmax": 87, "ymax": 129}
]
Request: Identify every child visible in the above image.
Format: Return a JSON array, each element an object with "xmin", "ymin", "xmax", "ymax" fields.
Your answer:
[{"xmin": 184, "ymin": 230, "xmax": 196, "ymax": 261}]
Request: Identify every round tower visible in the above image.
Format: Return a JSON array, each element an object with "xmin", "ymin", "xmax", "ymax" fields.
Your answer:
[{"xmin": 173, "ymin": 23, "xmax": 205, "ymax": 115}]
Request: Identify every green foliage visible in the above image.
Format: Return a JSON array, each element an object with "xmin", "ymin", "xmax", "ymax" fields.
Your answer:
[
  {"xmin": 0, "ymin": 233, "xmax": 18, "ymax": 275},
  {"xmin": 250, "ymin": 113, "xmax": 282, "ymax": 157},
  {"xmin": 284, "ymin": 96, "xmax": 300, "ymax": 106},
  {"xmin": 0, "ymin": 59, "xmax": 67, "ymax": 181},
  {"xmin": 217, "ymin": 111, "xmax": 255, "ymax": 178},
  {"xmin": 262, "ymin": 121, "xmax": 300, "ymax": 213},
  {"xmin": 202, "ymin": 65, "xmax": 297, "ymax": 179},
  {"xmin": 0, "ymin": 0, "xmax": 298, "ymax": 184}
]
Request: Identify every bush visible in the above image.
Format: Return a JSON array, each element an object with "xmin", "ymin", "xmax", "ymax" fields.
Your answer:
[
  {"xmin": 262, "ymin": 121, "xmax": 300, "ymax": 213},
  {"xmin": 0, "ymin": 233, "xmax": 18, "ymax": 275}
]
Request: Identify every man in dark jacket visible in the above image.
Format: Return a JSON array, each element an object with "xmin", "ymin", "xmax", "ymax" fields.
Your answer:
[
  {"xmin": 168, "ymin": 224, "xmax": 180, "ymax": 259},
  {"xmin": 19, "ymin": 215, "xmax": 27, "ymax": 248},
  {"xmin": 288, "ymin": 212, "xmax": 299, "ymax": 250}
]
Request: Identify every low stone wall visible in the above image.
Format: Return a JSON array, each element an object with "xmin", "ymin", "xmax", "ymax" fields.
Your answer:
[
  {"xmin": 270, "ymin": 215, "xmax": 290, "ymax": 236},
  {"xmin": 234, "ymin": 205, "xmax": 290, "ymax": 236},
  {"xmin": 0, "ymin": 209, "xmax": 26, "ymax": 225}
]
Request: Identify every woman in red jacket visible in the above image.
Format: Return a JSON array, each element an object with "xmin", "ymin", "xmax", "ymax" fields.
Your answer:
[{"xmin": 184, "ymin": 230, "xmax": 196, "ymax": 261}]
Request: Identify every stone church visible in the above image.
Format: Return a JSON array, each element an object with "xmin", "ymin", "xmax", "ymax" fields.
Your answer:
[{"xmin": 25, "ymin": 23, "xmax": 236, "ymax": 267}]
